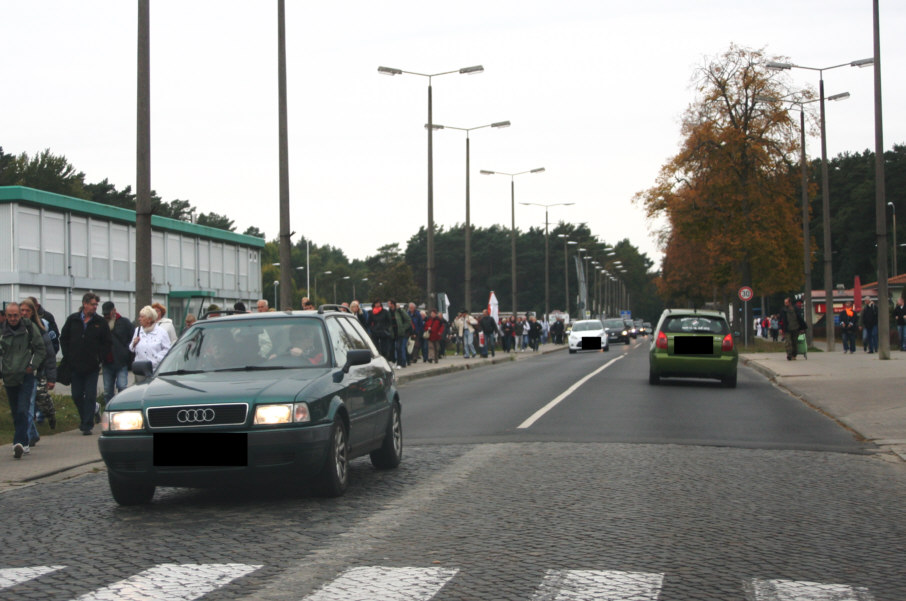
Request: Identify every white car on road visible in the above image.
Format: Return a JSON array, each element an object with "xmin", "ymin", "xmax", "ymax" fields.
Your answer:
[{"xmin": 567, "ymin": 319, "xmax": 610, "ymax": 354}]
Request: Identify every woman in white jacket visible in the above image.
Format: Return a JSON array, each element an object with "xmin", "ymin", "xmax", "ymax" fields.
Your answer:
[{"xmin": 130, "ymin": 306, "xmax": 172, "ymax": 371}]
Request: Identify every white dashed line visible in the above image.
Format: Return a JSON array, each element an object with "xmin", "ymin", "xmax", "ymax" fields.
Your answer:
[
  {"xmin": 532, "ymin": 569, "xmax": 664, "ymax": 600},
  {"xmin": 744, "ymin": 577, "xmax": 875, "ymax": 601},
  {"xmin": 302, "ymin": 566, "xmax": 458, "ymax": 601},
  {"xmin": 73, "ymin": 563, "xmax": 262, "ymax": 601},
  {"xmin": 0, "ymin": 565, "xmax": 66, "ymax": 589}
]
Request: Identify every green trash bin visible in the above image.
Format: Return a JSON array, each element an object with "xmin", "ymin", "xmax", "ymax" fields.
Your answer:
[{"xmin": 797, "ymin": 333, "xmax": 808, "ymax": 359}]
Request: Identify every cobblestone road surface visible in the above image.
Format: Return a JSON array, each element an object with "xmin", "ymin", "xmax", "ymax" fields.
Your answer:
[{"xmin": 2, "ymin": 441, "xmax": 905, "ymax": 600}]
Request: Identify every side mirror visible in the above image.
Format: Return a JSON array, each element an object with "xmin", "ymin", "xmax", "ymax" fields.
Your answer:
[
  {"xmin": 343, "ymin": 349, "xmax": 373, "ymax": 373},
  {"xmin": 132, "ymin": 360, "xmax": 153, "ymax": 383}
]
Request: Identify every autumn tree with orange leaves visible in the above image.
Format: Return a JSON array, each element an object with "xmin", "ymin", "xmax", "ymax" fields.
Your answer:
[{"xmin": 635, "ymin": 45, "xmax": 811, "ymax": 342}]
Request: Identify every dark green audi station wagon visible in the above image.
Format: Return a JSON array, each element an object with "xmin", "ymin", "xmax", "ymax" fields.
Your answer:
[
  {"xmin": 98, "ymin": 308, "xmax": 402, "ymax": 505},
  {"xmin": 648, "ymin": 308, "xmax": 738, "ymax": 388}
]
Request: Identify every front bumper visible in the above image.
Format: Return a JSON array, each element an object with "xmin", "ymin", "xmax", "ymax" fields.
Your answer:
[{"xmin": 99, "ymin": 423, "xmax": 333, "ymax": 487}]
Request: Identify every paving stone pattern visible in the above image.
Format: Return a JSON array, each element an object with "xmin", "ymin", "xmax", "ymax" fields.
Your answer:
[{"xmin": 2, "ymin": 443, "xmax": 905, "ymax": 600}]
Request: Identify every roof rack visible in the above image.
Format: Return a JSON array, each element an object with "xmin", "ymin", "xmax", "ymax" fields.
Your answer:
[
  {"xmin": 199, "ymin": 309, "xmax": 248, "ymax": 320},
  {"xmin": 317, "ymin": 304, "xmax": 350, "ymax": 314}
]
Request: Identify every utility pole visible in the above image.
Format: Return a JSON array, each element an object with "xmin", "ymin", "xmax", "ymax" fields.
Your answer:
[{"xmin": 135, "ymin": 0, "xmax": 152, "ymax": 311}]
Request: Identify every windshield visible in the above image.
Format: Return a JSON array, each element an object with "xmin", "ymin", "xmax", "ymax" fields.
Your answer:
[
  {"xmin": 572, "ymin": 321, "xmax": 603, "ymax": 332},
  {"xmin": 602, "ymin": 319, "xmax": 625, "ymax": 330},
  {"xmin": 663, "ymin": 316, "xmax": 729, "ymax": 335},
  {"xmin": 157, "ymin": 317, "xmax": 330, "ymax": 374}
]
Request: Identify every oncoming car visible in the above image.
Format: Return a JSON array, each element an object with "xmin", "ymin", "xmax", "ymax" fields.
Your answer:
[
  {"xmin": 567, "ymin": 319, "xmax": 610, "ymax": 354},
  {"xmin": 648, "ymin": 309, "xmax": 738, "ymax": 388},
  {"xmin": 98, "ymin": 308, "xmax": 402, "ymax": 505},
  {"xmin": 602, "ymin": 318, "xmax": 631, "ymax": 345}
]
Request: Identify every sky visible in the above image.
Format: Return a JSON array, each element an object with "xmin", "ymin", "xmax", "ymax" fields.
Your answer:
[{"xmin": 2, "ymin": 1, "xmax": 904, "ymax": 270}]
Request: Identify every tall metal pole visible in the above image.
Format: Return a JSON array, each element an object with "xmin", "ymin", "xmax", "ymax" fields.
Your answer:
[
  {"xmin": 563, "ymin": 238, "xmax": 570, "ymax": 317},
  {"xmin": 465, "ymin": 135, "xmax": 471, "ymax": 310},
  {"xmin": 277, "ymin": 0, "xmax": 292, "ymax": 310},
  {"xmin": 800, "ymin": 108, "xmax": 813, "ymax": 345},
  {"xmin": 543, "ymin": 207, "xmax": 550, "ymax": 320},
  {"xmin": 135, "ymin": 0, "xmax": 152, "ymax": 312},
  {"xmin": 818, "ymin": 76, "xmax": 835, "ymax": 351},
  {"xmin": 890, "ymin": 204, "xmax": 897, "ymax": 277},
  {"xmin": 427, "ymin": 82, "xmax": 435, "ymax": 310},
  {"xmin": 873, "ymin": 0, "xmax": 890, "ymax": 359},
  {"xmin": 510, "ymin": 178, "xmax": 517, "ymax": 316}
]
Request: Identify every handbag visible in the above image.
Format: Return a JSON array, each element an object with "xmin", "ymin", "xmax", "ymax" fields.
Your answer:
[
  {"xmin": 422, "ymin": 330, "xmax": 431, "ymax": 340},
  {"xmin": 56, "ymin": 355, "xmax": 72, "ymax": 386}
]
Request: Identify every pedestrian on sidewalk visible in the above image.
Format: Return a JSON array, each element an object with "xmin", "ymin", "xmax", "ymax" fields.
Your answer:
[
  {"xmin": 769, "ymin": 314, "xmax": 779, "ymax": 342},
  {"xmin": 368, "ymin": 300, "xmax": 392, "ymax": 362},
  {"xmin": 424, "ymin": 309, "xmax": 444, "ymax": 363},
  {"xmin": 528, "ymin": 315, "xmax": 542, "ymax": 351},
  {"xmin": 60, "ymin": 292, "xmax": 111, "ymax": 436},
  {"xmin": 779, "ymin": 297, "xmax": 805, "ymax": 361},
  {"xmin": 129, "ymin": 306, "xmax": 172, "ymax": 371},
  {"xmin": 478, "ymin": 309, "xmax": 498, "ymax": 358},
  {"xmin": 1, "ymin": 302, "xmax": 46, "ymax": 458},
  {"xmin": 18, "ymin": 299, "xmax": 58, "ymax": 444},
  {"xmin": 388, "ymin": 299, "xmax": 412, "ymax": 369},
  {"xmin": 860, "ymin": 296, "xmax": 879, "ymax": 354},
  {"xmin": 839, "ymin": 301, "xmax": 858, "ymax": 354},
  {"xmin": 101, "ymin": 301, "xmax": 134, "ymax": 405},
  {"xmin": 894, "ymin": 296, "xmax": 906, "ymax": 352},
  {"xmin": 152, "ymin": 302, "xmax": 178, "ymax": 346}
]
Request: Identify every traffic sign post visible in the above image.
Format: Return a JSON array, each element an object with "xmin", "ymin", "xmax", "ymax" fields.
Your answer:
[{"xmin": 738, "ymin": 287, "xmax": 754, "ymax": 347}]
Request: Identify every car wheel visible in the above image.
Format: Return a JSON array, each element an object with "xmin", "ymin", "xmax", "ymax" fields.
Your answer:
[
  {"xmin": 108, "ymin": 472, "xmax": 155, "ymax": 506},
  {"xmin": 723, "ymin": 373, "xmax": 737, "ymax": 388},
  {"xmin": 370, "ymin": 401, "xmax": 402, "ymax": 470},
  {"xmin": 318, "ymin": 418, "xmax": 349, "ymax": 497},
  {"xmin": 648, "ymin": 368, "xmax": 660, "ymax": 385}
]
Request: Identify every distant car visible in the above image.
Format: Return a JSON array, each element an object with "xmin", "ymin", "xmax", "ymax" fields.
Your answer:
[
  {"xmin": 602, "ymin": 318, "xmax": 631, "ymax": 344},
  {"xmin": 625, "ymin": 319, "xmax": 638, "ymax": 339},
  {"xmin": 648, "ymin": 308, "xmax": 738, "ymax": 388},
  {"xmin": 567, "ymin": 319, "xmax": 610, "ymax": 354},
  {"xmin": 642, "ymin": 322, "xmax": 652, "ymax": 336},
  {"xmin": 98, "ymin": 308, "xmax": 402, "ymax": 505},
  {"xmin": 634, "ymin": 320, "xmax": 646, "ymax": 336}
]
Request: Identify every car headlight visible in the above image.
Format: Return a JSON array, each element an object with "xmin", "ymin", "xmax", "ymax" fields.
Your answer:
[
  {"xmin": 254, "ymin": 403, "xmax": 311, "ymax": 425},
  {"xmin": 105, "ymin": 410, "xmax": 145, "ymax": 431}
]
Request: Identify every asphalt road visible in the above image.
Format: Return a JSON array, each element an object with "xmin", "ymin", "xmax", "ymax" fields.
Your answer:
[{"xmin": 3, "ymin": 342, "xmax": 905, "ymax": 601}]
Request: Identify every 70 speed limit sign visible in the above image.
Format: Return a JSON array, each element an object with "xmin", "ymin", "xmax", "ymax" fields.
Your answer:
[{"xmin": 738, "ymin": 286, "xmax": 754, "ymax": 302}]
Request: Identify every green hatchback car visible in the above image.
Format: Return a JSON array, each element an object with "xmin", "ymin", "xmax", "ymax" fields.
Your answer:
[
  {"xmin": 98, "ymin": 308, "xmax": 402, "ymax": 505},
  {"xmin": 648, "ymin": 309, "xmax": 738, "ymax": 388}
]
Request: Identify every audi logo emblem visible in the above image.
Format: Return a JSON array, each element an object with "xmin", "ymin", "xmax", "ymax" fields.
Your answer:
[{"xmin": 176, "ymin": 408, "xmax": 216, "ymax": 424}]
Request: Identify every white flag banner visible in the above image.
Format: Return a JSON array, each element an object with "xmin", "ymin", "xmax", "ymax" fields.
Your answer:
[{"xmin": 488, "ymin": 291, "xmax": 499, "ymax": 323}]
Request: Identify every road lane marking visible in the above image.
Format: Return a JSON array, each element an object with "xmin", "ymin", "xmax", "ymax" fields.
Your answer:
[
  {"xmin": 73, "ymin": 563, "xmax": 261, "ymax": 601},
  {"xmin": 0, "ymin": 566, "xmax": 66, "ymax": 589},
  {"xmin": 744, "ymin": 577, "xmax": 875, "ymax": 601},
  {"xmin": 517, "ymin": 355, "xmax": 624, "ymax": 429},
  {"xmin": 532, "ymin": 569, "xmax": 664, "ymax": 600},
  {"xmin": 302, "ymin": 566, "xmax": 458, "ymax": 601}
]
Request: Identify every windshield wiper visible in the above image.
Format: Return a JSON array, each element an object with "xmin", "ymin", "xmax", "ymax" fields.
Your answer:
[
  {"xmin": 158, "ymin": 369, "xmax": 206, "ymax": 376},
  {"xmin": 212, "ymin": 365, "xmax": 295, "ymax": 372}
]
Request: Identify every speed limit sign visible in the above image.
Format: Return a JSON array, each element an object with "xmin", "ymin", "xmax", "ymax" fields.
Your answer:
[{"xmin": 738, "ymin": 286, "xmax": 754, "ymax": 302}]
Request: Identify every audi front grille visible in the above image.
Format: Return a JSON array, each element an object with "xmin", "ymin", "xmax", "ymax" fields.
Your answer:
[{"xmin": 146, "ymin": 404, "xmax": 249, "ymax": 429}]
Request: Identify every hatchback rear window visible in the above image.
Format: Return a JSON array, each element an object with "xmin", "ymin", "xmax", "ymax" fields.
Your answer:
[{"xmin": 663, "ymin": 316, "xmax": 728, "ymax": 335}]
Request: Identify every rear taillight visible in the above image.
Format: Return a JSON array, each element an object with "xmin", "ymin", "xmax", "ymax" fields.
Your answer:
[
  {"xmin": 721, "ymin": 333, "xmax": 734, "ymax": 351},
  {"xmin": 656, "ymin": 331, "xmax": 668, "ymax": 350}
]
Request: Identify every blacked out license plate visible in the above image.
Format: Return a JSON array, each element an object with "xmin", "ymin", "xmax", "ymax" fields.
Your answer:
[
  {"xmin": 581, "ymin": 337, "xmax": 602, "ymax": 350},
  {"xmin": 153, "ymin": 432, "xmax": 248, "ymax": 467},
  {"xmin": 674, "ymin": 336, "xmax": 714, "ymax": 355}
]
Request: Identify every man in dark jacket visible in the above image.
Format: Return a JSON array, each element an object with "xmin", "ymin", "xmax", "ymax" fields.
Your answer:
[
  {"xmin": 861, "ymin": 296, "xmax": 879, "ymax": 354},
  {"xmin": 388, "ymin": 299, "xmax": 412, "ymax": 369},
  {"xmin": 478, "ymin": 309, "xmax": 498, "ymax": 358},
  {"xmin": 1, "ymin": 302, "xmax": 46, "ymax": 458},
  {"xmin": 367, "ymin": 300, "xmax": 393, "ymax": 361},
  {"xmin": 778, "ymin": 297, "xmax": 806, "ymax": 360},
  {"xmin": 101, "ymin": 301, "xmax": 134, "ymax": 405},
  {"xmin": 838, "ymin": 301, "xmax": 859, "ymax": 354},
  {"xmin": 407, "ymin": 302, "xmax": 425, "ymax": 364},
  {"xmin": 60, "ymin": 292, "xmax": 112, "ymax": 435}
]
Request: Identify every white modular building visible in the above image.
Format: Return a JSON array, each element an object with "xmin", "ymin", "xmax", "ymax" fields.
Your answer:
[{"xmin": 0, "ymin": 186, "xmax": 265, "ymax": 331}]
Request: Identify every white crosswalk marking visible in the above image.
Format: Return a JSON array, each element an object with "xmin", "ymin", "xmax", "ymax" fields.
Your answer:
[
  {"xmin": 0, "ymin": 565, "xmax": 66, "ymax": 589},
  {"xmin": 72, "ymin": 563, "xmax": 262, "ymax": 601},
  {"xmin": 302, "ymin": 566, "xmax": 458, "ymax": 601},
  {"xmin": 745, "ymin": 577, "xmax": 875, "ymax": 601},
  {"xmin": 532, "ymin": 569, "xmax": 665, "ymax": 601}
]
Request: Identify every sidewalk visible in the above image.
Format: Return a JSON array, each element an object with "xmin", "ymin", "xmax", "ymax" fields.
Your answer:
[
  {"xmin": 0, "ymin": 343, "xmax": 566, "ymax": 492},
  {"xmin": 4, "ymin": 340, "xmax": 904, "ymax": 492},
  {"xmin": 740, "ymin": 341, "xmax": 906, "ymax": 461}
]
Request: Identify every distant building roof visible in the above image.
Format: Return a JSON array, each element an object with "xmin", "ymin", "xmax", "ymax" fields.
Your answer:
[{"xmin": 0, "ymin": 185, "xmax": 265, "ymax": 248}]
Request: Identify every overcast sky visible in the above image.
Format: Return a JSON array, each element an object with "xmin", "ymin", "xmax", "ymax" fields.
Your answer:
[{"xmin": 2, "ymin": 1, "xmax": 904, "ymax": 269}]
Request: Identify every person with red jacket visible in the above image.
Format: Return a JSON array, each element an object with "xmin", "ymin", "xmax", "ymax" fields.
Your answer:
[{"xmin": 424, "ymin": 309, "xmax": 445, "ymax": 363}]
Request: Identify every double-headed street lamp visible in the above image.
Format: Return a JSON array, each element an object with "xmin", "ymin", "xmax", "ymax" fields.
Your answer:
[
  {"xmin": 379, "ymin": 64, "xmax": 484, "ymax": 310},
  {"xmin": 558, "ymin": 236, "xmax": 578, "ymax": 316},
  {"xmin": 520, "ymin": 202, "xmax": 574, "ymax": 320},
  {"xmin": 481, "ymin": 167, "xmax": 545, "ymax": 316},
  {"xmin": 768, "ymin": 56, "xmax": 872, "ymax": 352},
  {"xmin": 431, "ymin": 120, "xmax": 510, "ymax": 310}
]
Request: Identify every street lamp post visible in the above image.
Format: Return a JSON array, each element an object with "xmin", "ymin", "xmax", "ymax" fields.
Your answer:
[
  {"xmin": 431, "ymin": 120, "xmax": 510, "ymax": 311},
  {"xmin": 521, "ymin": 202, "xmax": 574, "ymax": 320},
  {"xmin": 481, "ymin": 168, "xmax": 545, "ymax": 317},
  {"xmin": 273, "ymin": 280, "xmax": 279, "ymax": 310},
  {"xmin": 379, "ymin": 64, "xmax": 484, "ymax": 310},
  {"xmin": 889, "ymin": 202, "xmax": 897, "ymax": 277},
  {"xmin": 559, "ymin": 236, "xmax": 577, "ymax": 316},
  {"xmin": 768, "ymin": 56, "xmax": 873, "ymax": 352}
]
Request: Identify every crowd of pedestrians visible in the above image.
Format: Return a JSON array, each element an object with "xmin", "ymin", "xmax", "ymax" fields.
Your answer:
[{"xmin": 2, "ymin": 292, "xmax": 177, "ymax": 460}]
